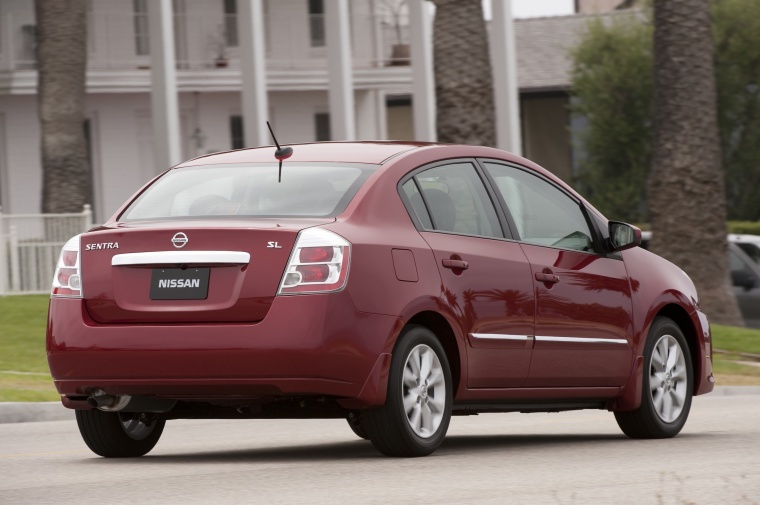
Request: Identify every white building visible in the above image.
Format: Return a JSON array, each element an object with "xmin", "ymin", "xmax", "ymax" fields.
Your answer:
[
  {"xmin": 1, "ymin": 0, "xmax": 627, "ymax": 223},
  {"xmin": 0, "ymin": 0, "xmax": 424, "ymax": 221}
]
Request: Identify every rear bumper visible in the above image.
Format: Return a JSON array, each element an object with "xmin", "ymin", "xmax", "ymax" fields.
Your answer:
[{"xmin": 47, "ymin": 292, "xmax": 401, "ymax": 408}]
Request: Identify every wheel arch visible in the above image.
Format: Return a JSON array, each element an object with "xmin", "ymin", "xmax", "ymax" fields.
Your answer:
[
  {"xmin": 654, "ymin": 304, "xmax": 703, "ymax": 395},
  {"xmin": 614, "ymin": 301, "xmax": 702, "ymax": 412},
  {"xmin": 405, "ymin": 311, "xmax": 464, "ymax": 397}
]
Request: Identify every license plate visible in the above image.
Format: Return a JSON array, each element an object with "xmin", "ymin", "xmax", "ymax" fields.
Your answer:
[{"xmin": 150, "ymin": 268, "xmax": 210, "ymax": 300}]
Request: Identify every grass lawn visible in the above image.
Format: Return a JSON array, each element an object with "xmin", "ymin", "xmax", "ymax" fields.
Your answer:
[
  {"xmin": 0, "ymin": 295, "xmax": 58, "ymax": 401},
  {"xmin": 1, "ymin": 295, "xmax": 759, "ymax": 401}
]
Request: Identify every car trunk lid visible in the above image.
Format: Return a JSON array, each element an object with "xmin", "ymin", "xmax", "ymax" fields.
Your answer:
[{"xmin": 81, "ymin": 219, "xmax": 329, "ymax": 323}]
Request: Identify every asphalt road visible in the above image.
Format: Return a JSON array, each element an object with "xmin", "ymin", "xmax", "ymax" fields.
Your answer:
[{"xmin": 1, "ymin": 394, "xmax": 758, "ymax": 505}]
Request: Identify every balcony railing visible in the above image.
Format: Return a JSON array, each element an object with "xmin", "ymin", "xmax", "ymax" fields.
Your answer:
[
  {"xmin": 0, "ymin": 11, "xmax": 411, "ymax": 73},
  {"xmin": 0, "ymin": 205, "xmax": 93, "ymax": 295}
]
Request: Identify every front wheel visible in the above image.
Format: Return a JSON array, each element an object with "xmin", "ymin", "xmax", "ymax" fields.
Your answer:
[
  {"xmin": 76, "ymin": 409, "xmax": 165, "ymax": 458},
  {"xmin": 615, "ymin": 317, "xmax": 693, "ymax": 438},
  {"xmin": 362, "ymin": 325, "xmax": 453, "ymax": 457}
]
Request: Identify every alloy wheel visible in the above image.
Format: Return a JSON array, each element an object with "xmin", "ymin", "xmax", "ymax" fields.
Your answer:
[
  {"xmin": 402, "ymin": 344, "xmax": 446, "ymax": 438},
  {"xmin": 649, "ymin": 334, "xmax": 688, "ymax": 423}
]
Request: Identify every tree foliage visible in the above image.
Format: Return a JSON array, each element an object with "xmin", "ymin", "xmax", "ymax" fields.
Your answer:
[
  {"xmin": 571, "ymin": 16, "xmax": 653, "ymax": 223},
  {"xmin": 571, "ymin": 0, "xmax": 760, "ymax": 222},
  {"xmin": 713, "ymin": 0, "xmax": 760, "ymax": 221}
]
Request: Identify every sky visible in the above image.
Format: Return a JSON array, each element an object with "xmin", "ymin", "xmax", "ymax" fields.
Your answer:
[
  {"xmin": 512, "ymin": 0, "xmax": 575, "ymax": 18},
  {"xmin": 482, "ymin": 0, "xmax": 576, "ymax": 19}
]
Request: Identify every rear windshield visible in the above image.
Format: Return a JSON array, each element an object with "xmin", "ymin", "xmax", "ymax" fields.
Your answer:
[{"xmin": 119, "ymin": 162, "xmax": 377, "ymax": 221}]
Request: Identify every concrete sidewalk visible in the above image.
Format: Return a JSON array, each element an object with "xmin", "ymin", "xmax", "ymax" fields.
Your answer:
[{"xmin": 1, "ymin": 386, "xmax": 759, "ymax": 424}]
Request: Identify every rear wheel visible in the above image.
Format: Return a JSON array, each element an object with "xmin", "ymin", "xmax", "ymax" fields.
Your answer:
[
  {"xmin": 363, "ymin": 325, "xmax": 452, "ymax": 457},
  {"xmin": 615, "ymin": 317, "xmax": 693, "ymax": 438},
  {"xmin": 76, "ymin": 409, "xmax": 165, "ymax": 458},
  {"xmin": 346, "ymin": 413, "xmax": 369, "ymax": 440}
]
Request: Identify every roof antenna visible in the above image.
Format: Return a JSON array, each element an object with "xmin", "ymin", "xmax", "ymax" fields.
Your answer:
[{"xmin": 267, "ymin": 121, "xmax": 293, "ymax": 183}]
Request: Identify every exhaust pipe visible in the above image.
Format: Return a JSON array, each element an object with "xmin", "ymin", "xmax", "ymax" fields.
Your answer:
[
  {"xmin": 86, "ymin": 389, "xmax": 175, "ymax": 413},
  {"xmin": 87, "ymin": 390, "xmax": 131, "ymax": 411}
]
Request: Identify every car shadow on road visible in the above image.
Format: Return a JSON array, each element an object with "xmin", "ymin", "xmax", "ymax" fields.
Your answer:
[
  {"xmin": 74, "ymin": 432, "xmax": 710, "ymax": 464},
  {"xmin": 441, "ymin": 431, "xmax": 709, "ymax": 451}
]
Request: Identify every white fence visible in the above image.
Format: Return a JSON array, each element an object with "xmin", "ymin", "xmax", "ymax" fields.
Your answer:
[{"xmin": 0, "ymin": 205, "xmax": 93, "ymax": 295}]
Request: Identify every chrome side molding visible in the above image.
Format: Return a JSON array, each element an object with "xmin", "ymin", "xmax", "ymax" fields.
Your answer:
[
  {"xmin": 535, "ymin": 336, "xmax": 628, "ymax": 345},
  {"xmin": 470, "ymin": 334, "xmax": 531, "ymax": 341},
  {"xmin": 470, "ymin": 334, "xmax": 628, "ymax": 345}
]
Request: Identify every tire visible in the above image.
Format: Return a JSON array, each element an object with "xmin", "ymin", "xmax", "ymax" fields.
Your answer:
[
  {"xmin": 363, "ymin": 325, "xmax": 453, "ymax": 457},
  {"xmin": 615, "ymin": 317, "xmax": 693, "ymax": 439},
  {"xmin": 346, "ymin": 413, "xmax": 370, "ymax": 440},
  {"xmin": 75, "ymin": 409, "xmax": 165, "ymax": 458}
]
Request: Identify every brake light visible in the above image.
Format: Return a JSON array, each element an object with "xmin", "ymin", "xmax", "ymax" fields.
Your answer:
[
  {"xmin": 52, "ymin": 235, "xmax": 82, "ymax": 298},
  {"xmin": 278, "ymin": 228, "xmax": 350, "ymax": 295}
]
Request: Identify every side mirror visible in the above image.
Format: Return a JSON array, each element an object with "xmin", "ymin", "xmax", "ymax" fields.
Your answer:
[
  {"xmin": 732, "ymin": 270, "xmax": 759, "ymax": 291},
  {"xmin": 608, "ymin": 222, "xmax": 642, "ymax": 252}
]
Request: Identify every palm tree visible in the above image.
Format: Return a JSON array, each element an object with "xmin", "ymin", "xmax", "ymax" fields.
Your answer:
[
  {"xmin": 35, "ymin": 0, "xmax": 91, "ymax": 213},
  {"xmin": 431, "ymin": 0, "xmax": 495, "ymax": 146},
  {"xmin": 648, "ymin": 0, "xmax": 743, "ymax": 325}
]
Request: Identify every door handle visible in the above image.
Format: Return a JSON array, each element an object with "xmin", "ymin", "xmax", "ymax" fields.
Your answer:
[
  {"xmin": 442, "ymin": 259, "xmax": 469, "ymax": 270},
  {"xmin": 535, "ymin": 272, "xmax": 560, "ymax": 284}
]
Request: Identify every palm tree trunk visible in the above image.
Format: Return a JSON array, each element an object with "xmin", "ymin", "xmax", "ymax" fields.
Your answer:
[
  {"xmin": 648, "ymin": 0, "xmax": 743, "ymax": 326},
  {"xmin": 35, "ymin": 0, "xmax": 91, "ymax": 214},
  {"xmin": 431, "ymin": 0, "xmax": 495, "ymax": 146}
]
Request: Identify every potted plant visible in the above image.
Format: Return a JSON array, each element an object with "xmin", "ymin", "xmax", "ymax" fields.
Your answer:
[
  {"xmin": 380, "ymin": 0, "xmax": 409, "ymax": 66},
  {"xmin": 208, "ymin": 25, "xmax": 229, "ymax": 68}
]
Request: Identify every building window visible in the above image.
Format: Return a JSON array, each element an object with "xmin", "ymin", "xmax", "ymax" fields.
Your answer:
[
  {"xmin": 20, "ymin": 25, "xmax": 37, "ymax": 67},
  {"xmin": 315, "ymin": 113, "xmax": 330, "ymax": 141},
  {"xmin": 224, "ymin": 0, "xmax": 239, "ymax": 47},
  {"xmin": 308, "ymin": 0, "xmax": 325, "ymax": 47},
  {"xmin": 230, "ymin": 115, "xmax": 244, "ymax": 149},
  {"xmin": 134, "ymin": 0, "xmax": 150, "ymax": 56}
]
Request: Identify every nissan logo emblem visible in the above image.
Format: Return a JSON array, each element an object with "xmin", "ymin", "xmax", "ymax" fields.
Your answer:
[{"xmin": 171, "ymin": 232, "xmax": 188, "ymax": 249}]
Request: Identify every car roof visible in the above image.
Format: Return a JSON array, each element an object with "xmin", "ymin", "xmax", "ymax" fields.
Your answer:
[
  {"xmin": 176, "ymin": 141, "xmax": 432, "ymax": 167},
  {"xmin": 729, "ymin": 234, "xmax": 760, "ymax": 244}
]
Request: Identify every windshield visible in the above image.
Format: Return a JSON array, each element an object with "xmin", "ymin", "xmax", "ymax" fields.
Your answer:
[{"xmin": 119, "ymin": 162, "xmax": 376, "ymax": 221}]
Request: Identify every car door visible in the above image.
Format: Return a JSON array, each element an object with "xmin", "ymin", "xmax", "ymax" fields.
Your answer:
[
  {"xmin": 481, "ymin": 161, "xmax": 634, "ymax": 388},
  {"xmin": 400, "ymin": 161, "xmax": 535, "ymax": 388}
]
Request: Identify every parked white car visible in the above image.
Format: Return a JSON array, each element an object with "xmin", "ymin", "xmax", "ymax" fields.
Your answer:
[{"xmin": 730, "ymin": 234, "xmax": 760, "ymax": 266}]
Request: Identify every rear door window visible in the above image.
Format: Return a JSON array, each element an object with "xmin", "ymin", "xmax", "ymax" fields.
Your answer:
[{"xmin": 403, "ymin": 163, "xmax": 503, "ymax": 239}]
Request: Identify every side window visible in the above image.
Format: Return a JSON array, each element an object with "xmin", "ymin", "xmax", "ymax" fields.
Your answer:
[
  {"xmin": 401, "ymin": 179, "xmax": 433, "ymax": 229},
  {"xmin": 483, "ymin": 162, "xmax": 595, "ymax": 252},
  {"xmin": 412, "ymin": 163, "xmax": 503, "ymax": 239},
  {"xmin": 736, "ymin": 243, "xmax": 760, "ymax": 266},
  {"xmin": 730, "ymin": 249, "xmax": 749, "ymax": 274}
]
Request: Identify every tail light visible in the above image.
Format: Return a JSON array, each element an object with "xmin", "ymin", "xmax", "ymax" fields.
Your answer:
[
  {"xmin": 278, "ymin": 228, "xmax": 350, "ymax": 295},
  {"xmin": 52, "ymin": 235, "xmax": 82, "ymax": 298}
]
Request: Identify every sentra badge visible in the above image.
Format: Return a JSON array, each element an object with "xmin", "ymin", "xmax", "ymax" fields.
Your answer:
[{"xmin": 85, "ymin": 242, "xmax": 119, "ymax": 251}]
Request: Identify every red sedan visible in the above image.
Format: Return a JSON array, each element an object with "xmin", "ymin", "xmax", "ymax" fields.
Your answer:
[{"xmin": 47, "ymin": 142, "xmax": 713, "ymax": 457}]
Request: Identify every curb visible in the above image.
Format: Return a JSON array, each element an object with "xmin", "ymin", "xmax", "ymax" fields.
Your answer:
[
  {"xmin": 1, "ymin": 386, "xmax": 759, "ymax": 424},
  {"xmin": 705, "ymin": 385, "xmax": 760, "ymax": 396},
  {"xmin": 0, "ymin": 402, "xmax": 74, "ymax": 424}
]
